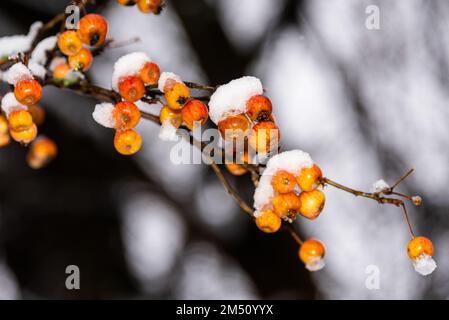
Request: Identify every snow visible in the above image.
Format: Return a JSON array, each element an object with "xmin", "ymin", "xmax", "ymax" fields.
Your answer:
[
  {"xmin": 111, "ymin": 52, "xmax": 151, "ymax": 91},
  {"xmin": 5, "ymin": 62, "xmax": 33, "ymax": 85},
  {"xmin": 253, "ymin": 149, "xmax": 313, "ymax": 213},
  {"xmin": 92, "ymin": 102, "xmax": 115, "ymax": 128},
  {"xmin": 209, "ymin": 76, "xmax": 263, "ymax": 124},
  {"xmin": 1, "ymin": 92, "xmax": 28, "ymax": 118},
  {"xmin": 49, "ymin": 57, "xmax": 67, "ymax": 71},
  {"xmin": 158, "ymin": 121, "xmax": 179, "ymax": 141},
  {"xmin": 28, "ymin": 61, "xmax": 46, "ymax": 79},
  {"xmin": 412, "ymin": 253, "xmax": 437, "ymax": 276},
  {"xmin": 30, "ymin": 36, "xmax": 57, "ymax": 65},
  {"xmin": 371, "ymin": 179, "xmax": 390, "ymax": 193},
  {"xmin": 305, "ymin": 256, "xmax": 326, "ymax": 272},
  {"xmin": 0, "ymin": 21, "xmax": 42, "ymax": 58},
  {"xmin": 158, "ymin": 72, "xmax": 182, "ymax": 92}
]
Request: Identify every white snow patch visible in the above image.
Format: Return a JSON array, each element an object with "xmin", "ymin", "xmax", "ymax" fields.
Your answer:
[
  {"xmin": 158, "ymin": 71, "xmax": 182, "ymax": 92},
  {"xmin": 305, "ymin": 256, "xmax": 326, "ymax": 272},
  {"xmin": 0, "ymin": 21, "xmax": 42, "ymax": 57},
  {"xmin": 371, "ymin": 179, "xmax": 390, "ymax": 193},
  {"xmin": 412, "ymin": 253, "xmax": 437, "ymax": 276},
  {"xmin": 158, "ymin": 121, "xmax": 179, "ymax": 141},
  {"xmin": 49, "ymin": 57, "xmax": 67, "ymax": 71},
  {"xmin": 253, "ymin": 149, "xmax": 313, "ymax": 213},
  {"xmin": 209, "ymin": 76, "xmax": 263, "ymax": 124},
  {"xmin": 1, "ymin": 92, "xmax": 28, "ymax": 118},
  {"xmin": 111, "ymin": 52, "xmax": 151, "ymax": 91},
  {"xmin": 30, "ymin": 36, "xmax": 57, "ymax": 65},
  {"xmin": 28, "ymin": 61, "xmax": 46, "ymax": 79},
  {"xmin": 5, "ymin": 62, "xmax": 33, "ymax": 85},
  {"xmin": 92, "ymin": 102, "xmax": 115, "ymax": 128}
]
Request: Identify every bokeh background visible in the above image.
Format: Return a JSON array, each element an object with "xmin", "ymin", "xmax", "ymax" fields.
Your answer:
[{"xmin": 1, "ymin": 0, "xmax": 448, "ymax": 299}]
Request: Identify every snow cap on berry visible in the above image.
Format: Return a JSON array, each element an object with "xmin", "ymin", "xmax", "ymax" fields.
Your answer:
[
  {"xmin": 92, "ymin": 102, "xmax": 115, "ymax": 128},
  {"xmin": 209, "ymin": 76, "xmax": 263, "ymax": 124},
  {"xmin": 371, "ymin": 179, "xmax": 390, "ymax": 193},
  {"xmin": 412, "ymin": 253, "xmax": 437, "ymax": 276},
  {"xmin": 158, "ymin": 72, "xmax": 182, "ymax": 92},
  {"xmin": 158, "ymin": 121, "xmax": 179, "ymax": 141},
  {"xmin": 0, "ymin": 21, "xmax": 42, "ymax": 57},
  {"xmin": 253, "ymin": 149, "xmax": 313, "ymax": 214},
  {"xmin": 1, "ymin": 92, "xmax": 28, "ymax": 118},
  {"xmin": 112, "ymin": 52, "xmax": 152, "ymax": 91},
  {"xmin": 305, "ymin": 256, "xmax": 325, "ymax": 272},
  {"xmin": 5, "ymin": 62, "xmax": 33, "ymax": 85}
]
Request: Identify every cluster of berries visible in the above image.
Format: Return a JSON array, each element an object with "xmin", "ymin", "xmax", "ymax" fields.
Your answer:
[
  {"xmin": 117, "ymin": 0, "xmax": 164, "ymax": 15},
  {"xmin": 54, "ymin": 14, "xmax": 108, "ymax": 82},
  {"xmin": 158, "ymin": 75, "xmax": 209, "ymax": 133}
]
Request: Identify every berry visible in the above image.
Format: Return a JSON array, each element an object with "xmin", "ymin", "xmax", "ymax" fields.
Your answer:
[
  {"xmin": 118, "ymin": 75, "xmax": 145, "ymax": 102},
  {"xmin": 10, "ymin": 123, "xmax": 37, "ymax": 144},
  {"xmin": 8, "ymin": 110, "xmax": 33, "ymax": 132},
  {"xmin": 139, "ymin": 62, "xmax": 160, "ymax": 85},
  {"xmin": 412, "ymin": 196, "xmax": 423, "ymax": 206},
  {"xmin": 298, "ymin": 190, "xmax": 325, "ymax": 220},
  {"xmin": 117, "ymin": 0, "xmax": 136, "ymax": 5},
  {"xmin": 272, "ymin": 170, "xmax": 296, "ymax": 194},
  {"xmin": 248, "ymin": 121, "xmax": 280, "ymax": 154},
  {"xmin": 299, "ymin": 239, "xmax": 325, "ymax": 267},
  {"xmin": 28, "ymin": 104, "xmax": 45, "ymax": 126},
  {"xmin": 14, "ymin": 79, "xmax": 42, "ymax": 106},
  {"xmin": 112, "ymin": 101, "xmax": 141, "ymax": 130},
  {"xmin": 165, "ymin": 82, "xmax": 190, "ymax": 110},
  {"xmin": 225, "ymin": 163, "xmax": 248, "ymax": 176},
  {"xmin": 0, "ymin": 133, "xmax": 10, "ymax": 147},
  {"xmin": 77, "ymin": 14, "xmax": 108, "ymax": 47},
  {"xmin": 255, "ymin": 209, "xmax": 281, "ymax": 233},
  {"xmin": 159, "ymin": 105, "xmax": 182, "ymax": 128},
  {"xmin": 27, "ymin": 137, "xmax": 58, "ymax": 169},
  {"xmin": 114, "ymin": 129, "xmax": 142, "ymax": 155},
  {"xmin": 53, "ymin": 63, "xmax": 71, "ymax": 82},
  {"xmin": 181, "ymin": 99, "xmax": 208, "ymax": 130},
  {"xmin": 68, "ymin": 47, "xmax": 93, "ymax": 72},
  {"xmin": 407, "ymin": 236, "xmax": 434, "ymax": 260},
  {"xmin": 57, "ymin": 30, "xmax": 83, "ymax": 56},
  {"xmin": 297, "ymin": 164, "xmax": 323, "ymax": 191},
  {"xmin": 272, "ymin": 192, "xmax": 301, "ymax": 220},
  {"xmin": 0, "ymin": 114, "xmax": 9, "ymax": 134},
  {"xmin": 218, "ymin": 114, "xmax": 251, "ymax": 141},
  {"xmin": 246, "ymin": 95, "xmax": 273, "ymax": 122},
  {"xmin": 136, "ymin": 0, "xmax": 164, "ymax": 14}
]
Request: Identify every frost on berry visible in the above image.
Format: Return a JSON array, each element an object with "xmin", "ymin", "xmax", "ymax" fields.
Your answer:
[
  {"xmin": 305, "ymin": 256, "xmax": 325, "ymax": 272},
  {"xmin": 92, "ymin": 102, "xmax": 115, "ymax": 128},
  {"xmin": 6, "ymin": 62, "xmax": 33, "ymax": 85},
  {"xmin": 158, "ymin": 72, "xmax": 182, "ymax": 92},
  {"xmin": 158, "ymin": 121, "xmax": 179, "ymax": 142},
  {"xmin": 1, "ymin": 92, "xmax": 28, "ymax": 118},
  {"xmin": 371, "ymin": 179, "xmax": 390, "ymax": 193},
  {"xmin": 209, "ymin": 76, "xmax": 263, "ymax": 124},
  {"xmin": 412, "ymin": 253, "xmax": 437, "ymax": 276},
  {"xmin": 112, "ymin": 52, "xmax": 152, "ymax": 91}
]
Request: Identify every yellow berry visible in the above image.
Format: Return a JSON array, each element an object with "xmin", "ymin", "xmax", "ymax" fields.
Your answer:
[{"xmin": 255, "ymin": 209, "xmax": 281, "ymax": 233}]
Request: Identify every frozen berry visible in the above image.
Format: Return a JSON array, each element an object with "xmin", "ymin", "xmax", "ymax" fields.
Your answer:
[
  {"xmin": 297, "ymin": 164, "xmax": 323, "ymax": 191},
  {"xmin": 407, "ymin": 236, "xmax": 434, "ymax": 260},
  {"xmin": 299, "ymin": 239, "xmax": 325, "ymax": 271},
  {"xmin": 77, "ymin": 14, "xmax": 108, "ymax": 47},
  {"xmin": 165, "ymin": 82, "xmax": 190, "ymax": 110},
  {"xmin": 181, "ymin": 99, "xmax": 208, "ymax": 130},
  {"xmin": 272, "ymin": 170, "xmax": 296, "ymax": 194},
  {"xmin": 272, "ymin": 192, "xmax": 301, "ymax": 220},
  {"xmin": 113, "ymin": 101, "xmax": 141, "ymax": 130},
  {"xmin": 298, "ymin": 190, "xmax": 325, "ymax": 220},
  {"xmin": 139, "ymin": 62, "xmax": 160, "ymax": 85},
  {"xmin": 218, "ymin": 114, "xmax": 251, "ymax": 141},
  {"xmin": 159, "ymin": 105, "xmax": 182, "ymax": 128},
  {"xmin": 118, "ymin": 75, "xmax": 145, "ymax": 102},
  {"xmin": 246, "ymin": 95, "xmax": 272, "ymax": 122}
]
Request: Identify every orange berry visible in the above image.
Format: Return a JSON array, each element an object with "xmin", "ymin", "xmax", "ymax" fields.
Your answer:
[
  {"xmin": 255, "ymin": 209, "xmax": 281, "ymax": 233},
  {"xmin": 0, "ymin": 114, "xmax": 9, "ymax": 134},
  {"xmin": 27, "ymin": 137, "xmax": 58, "ymax": 169},
  {"xmin": 225, "ymin": 163, "xmax": 248, "ymax": 176},
  {"xmin": 299, "ymin": 239, "xmax": 325, "ymax": 266},
  {"xmin": 181, "ymin": 99, "xmax": 208, "ymax": 130},
  {"xmin": 117, "ymin": 0, "xmax": 135, "ymax": 5},
  {"xmin": 28, "ymin": 105, "xmax": 45, "ymax": 126},
  {"xmin": 297, "ymin": 164, "xmax": 323, "ymax": 191},
  {"xmin": 57, "ymin": 30, "xmax": 83, "ymax": 56},
  {"xmin": 112, "ymin": 101, "xmax": 141, "ymax": 130},
  {"xmin": 218, "ymin": 114, "xmax": 251, "ymax": 141},
  {"xmin": 136, "ymin": 0, "xmax": 164, "ymax": 14},
  {"xmin": 165, "ymin": 82, "xmax": 190, "ymax": 110},
  {"xmin": 114, "ymin": 129, "xmax": 142, "ymax": 155},
  {"xmin": 298, "ymin": 190, "xmax": 325, "ymax": 220},
  {"xmin": 14, "ymin": 79, "xmax": 42, "ymax": 106},
  {"xmin": 77, "ymin": 14, "xmax": 108, "ymax": 47},
  {"xmin": 272, "ymin": 192, "xmax": 301, "ymax": 220},
  {"xmin": 407, "ymin": 236, "xmax": 434, "ymax": 260},
  {"xmin": 159, "ymin": 105, "xmax": 182, "ymax": 128},
  {"xmin": 118, "ymin": 76, "xmax": 145, "ymax": 102},
  {"xmin": 412, "ymin": 196, "xmax": 423, "ymax": 206},
  {"xmin": 246, "ymin": 95, "xmax": 273, "ymax": 122},
  {"xmin": 53, "ymin": 63, "xmax": 71, "ymax": 82},
  {"xmin": 68, "ymin": 47, "xmax": 93, "ymax": 72},
  {"xmin": 8, "ymin": 110, "xmax": 33, "ymax": 131},
  {"xmin": 139, "ymin": 62, "xmax": 160, "ymax": 85},
  {"xmin": 10, "ymin": 123, "xmax": 37, "ymax": 144},
  {"xmin": 272, "ymin": 170, "xmax": 296, "ymax": 194},
  {"xmin": 248, "ymin": 121, "xmax": 280, "ymax": 154},
  {"xmin": 0, "ymin": 133, "xmax": 10, "ymax": 147}
]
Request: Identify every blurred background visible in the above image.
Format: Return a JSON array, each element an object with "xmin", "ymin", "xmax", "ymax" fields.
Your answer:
[{"xmin": 1, "ymin": 0, "xmax": 449, "ymax": 299}]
